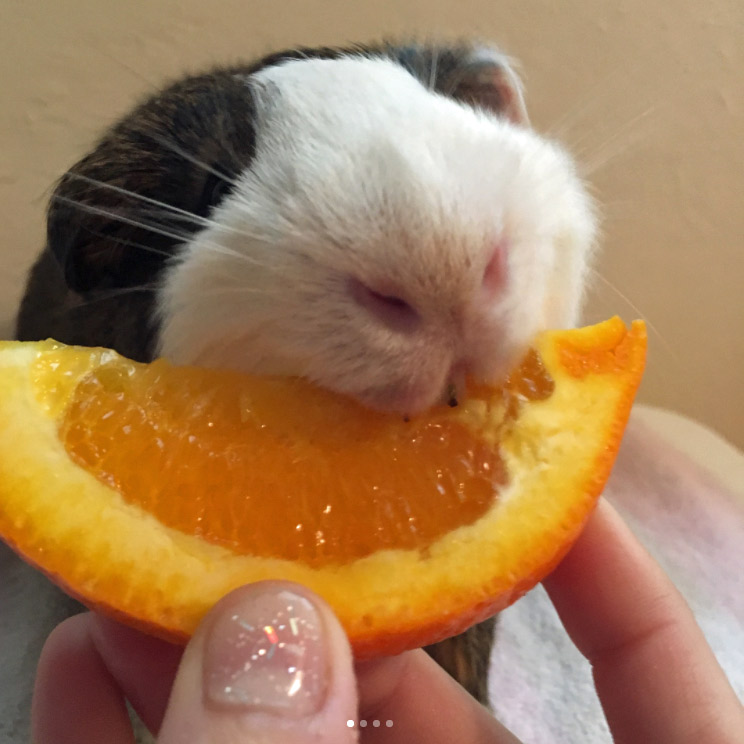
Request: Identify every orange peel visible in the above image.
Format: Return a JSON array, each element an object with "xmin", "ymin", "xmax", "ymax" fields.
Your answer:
[{"xmin": 0, "ymin": 317, "xmax": 646, "ymax": 657}]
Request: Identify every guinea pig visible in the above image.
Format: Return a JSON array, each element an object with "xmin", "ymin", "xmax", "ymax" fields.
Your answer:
[{"xmin": 15, "ymin": 40, "xmax": 597, "ymax": 707}]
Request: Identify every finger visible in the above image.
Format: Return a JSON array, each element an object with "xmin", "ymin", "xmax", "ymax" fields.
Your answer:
[
  {"xmin": 86, "ymin": 596, "xmax": 521, "ymax": 744},
  {"xmin": 89, "ymin": 614, "xmax": 184, "ymax": 734},
  {"xmin": 354, "ymin": 650, "xmax": 522, "ymax": 744},
  {"xmin": 32, "ymin": 613, "xmax": 134, "ymax": 744},
  {"xmin": 543, "ymin": 499, "xmax": 744, "ymax": 744},
  {"xmin": 157, "ymin": 581, "xmax": 358, "ymax": 744}
]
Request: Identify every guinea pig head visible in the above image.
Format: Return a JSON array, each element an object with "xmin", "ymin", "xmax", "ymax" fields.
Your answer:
[
  {"xmin": 158, "ymin": 48, "xmax": 595, "ymax": 414},
  {"xmin": 45, "ymin": 44, "xmax": 595, "ymax": 416}
]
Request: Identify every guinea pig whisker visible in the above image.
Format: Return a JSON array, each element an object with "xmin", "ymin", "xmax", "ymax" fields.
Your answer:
[
  {"xmin": 587, "ymin": 268, "xmax": 676, "ymax": 361},
  {"xmin": 545, "ymin": 68, "xmax": 666, "ymax": 181},
  {"xmin": 543, "ymin": 59, "xmax": 654, "ymax": 144},
  {"xmin": 544, "ymin": 80, "xmax": 619, "ymax": 145},
  {"xmin": 36, "ymin": 283, "xmax": 159, "ymax": 328},
  {"xmin": 90, "ymin": 46, "xmax": 163, "ymax": 94},
  {"xmin": 128, "ymin": 206, "xmax": 232, "ymax": 235},
  {"xmin": 64, "ymin": 174, "xmax": 219, "ymax": 229},
  {"xmin": 81, "ymin": 284, "xmax": 160, "ymax": 303},
  {"xmin": 593, "ymin": 199, "xmax": 638, "ymax": 222},
  {"xmin": 146, "ymin": 133, "xmax": 241, "ymax": 187},
  {"xmin": 62, "ymin": 174, "xmax": 272, "ymax": 247},
  {"xmin": 55, "ymin": 195, "xmax": 282, "ymax": 276},
  {"xmin": 83, "ymin": 227, "xmax": 173, "ymax": 260},
  {"xmin": 194, "ymin": 284, "xmax": 289, "ymax": 302},
  {"xmin": 53, "ymin": 196, "xmax": 197, "ymax": 244},
  {"xmin": 53, "ymin": 196, "xmax": 247, "ymax": 264},
  {"xmin": 579, "ymin": 106, "xmax": 658, "ymax": 178},
  {"xmin": 428, "ymin": 48, "xmax": 440, "ymax": 92},
  {"xmin": 132, "ymin": 207, "xmax": 272, "ymax": 245}
]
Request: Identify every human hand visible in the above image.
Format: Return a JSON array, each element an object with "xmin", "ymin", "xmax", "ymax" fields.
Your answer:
[{"xmin": 32, "ymin": 500, "xmax": 744, "ymax": 743}]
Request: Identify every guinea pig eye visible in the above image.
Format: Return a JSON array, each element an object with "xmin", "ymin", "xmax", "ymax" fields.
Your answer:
[
  {"xmin": 349, "ymin": 278, "xmax": 420, "ymax": 332},
  {"xmin": 196, "ymin": 172, "xmax": 233, "ymax": 217}
]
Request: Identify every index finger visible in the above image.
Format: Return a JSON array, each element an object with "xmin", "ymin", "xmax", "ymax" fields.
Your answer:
[{"xmin": 543, "ymin": 499, "xmax": 744, "ymax": 744}]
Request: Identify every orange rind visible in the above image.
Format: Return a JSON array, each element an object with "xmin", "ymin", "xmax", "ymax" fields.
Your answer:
[{"xmin": 0, "ymin": 317, "xmax": 646, "ymax": 657}]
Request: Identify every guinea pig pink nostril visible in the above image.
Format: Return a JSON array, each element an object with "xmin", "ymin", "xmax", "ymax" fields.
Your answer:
[{"xmin": 482, "ymin": 240, "xmax": 508, "ymax": 293}]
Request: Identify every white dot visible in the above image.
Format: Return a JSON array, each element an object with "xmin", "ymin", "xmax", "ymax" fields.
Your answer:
[
  {"xmin": 386, "ymin": 720, "xmax": 394, "ymax": 727},
  {"xmin": 359, "ymin": 720, "xmax": 367, "ymax": 728},
  {"xmin": 346, "ymin": 720, "xmax": 354, "ymax": 728},
  {"xmin": 373, "ymin": 719, "xmax": 381, "ymax": 727}
]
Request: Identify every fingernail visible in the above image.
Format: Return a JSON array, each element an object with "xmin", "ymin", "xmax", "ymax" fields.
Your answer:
[{"xmin": 203, "ymin": 586, "xmax": 329, "ymax": 717}]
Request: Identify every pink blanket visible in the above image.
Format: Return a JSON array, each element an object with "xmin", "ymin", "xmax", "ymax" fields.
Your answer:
[{"xmin": 489, "ymin": 410, "xmax": 744, "ymax": 742}]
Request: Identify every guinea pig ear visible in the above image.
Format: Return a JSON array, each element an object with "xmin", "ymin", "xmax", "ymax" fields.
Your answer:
[
  {"xmin": 444, "ymin": 47, "xmax": 530, "ymax": 126},
  {"xmin": 389, "ymin": 44, "xmax": 529, "ymax": 126}
]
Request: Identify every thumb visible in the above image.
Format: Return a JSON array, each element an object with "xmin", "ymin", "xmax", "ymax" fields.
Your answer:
[{"xmin": 157, "ymin": 581, "xmax": 358, "ymax": 744}]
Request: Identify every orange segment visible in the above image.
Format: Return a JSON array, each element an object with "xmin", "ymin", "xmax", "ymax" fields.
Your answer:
[
  {"xmin": 53, "ymin": 358, "xmax": 508, "ymax": 566},
  {"xmin": 0, "ymin": 317, "xmax": 646, "ymax": 658}
]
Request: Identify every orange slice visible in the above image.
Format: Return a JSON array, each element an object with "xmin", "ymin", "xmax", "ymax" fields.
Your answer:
[{"xmin": 0, "ymin": 317, "xmax": 646, "ymax": 658}]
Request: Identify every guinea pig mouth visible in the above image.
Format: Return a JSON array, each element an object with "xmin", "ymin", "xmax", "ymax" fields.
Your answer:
[
  {"xmin": 348, "ymin": 373, "xmax": 454, "ymax": 418},
  {"xmin": 348, "ymin": 354, "xmax": 507, "ymax": 417},
  {"xmin": 443, "ymin": 382, "xmax": 460, "ymax": 408},
  {"xmin": 442, "ymin": 361, "xmax": 469, "ymax": 408}
]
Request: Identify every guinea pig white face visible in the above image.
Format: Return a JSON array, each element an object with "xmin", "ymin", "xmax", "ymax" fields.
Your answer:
[{"xmin": 157, "ymin": 55, "xmax": 596, "ymax": 415}]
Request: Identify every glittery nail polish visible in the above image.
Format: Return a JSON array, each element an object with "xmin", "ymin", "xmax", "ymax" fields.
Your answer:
[{"xmin": 203, "ymin": 587, "xmax": 329, "ymax": 717}]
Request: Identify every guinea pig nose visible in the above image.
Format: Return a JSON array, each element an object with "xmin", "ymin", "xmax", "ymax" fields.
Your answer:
[{"xmin": 482, "ymin": 240, "xmax": 508, "ymax": 294}]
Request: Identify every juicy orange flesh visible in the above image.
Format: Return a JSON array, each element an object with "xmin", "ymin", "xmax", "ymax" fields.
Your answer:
[
  {"xmin": 558, "ymin": 331, "xmax": 637, "ymax": 378},
  {"xmin": 32, "ymin": 348, "xmax": 553, "ymax": 568}
]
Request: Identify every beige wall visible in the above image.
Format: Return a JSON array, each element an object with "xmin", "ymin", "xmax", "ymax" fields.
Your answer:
[{"xmin": 2, "ymin": 0, "xmax": 743, "ymax": 448}]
